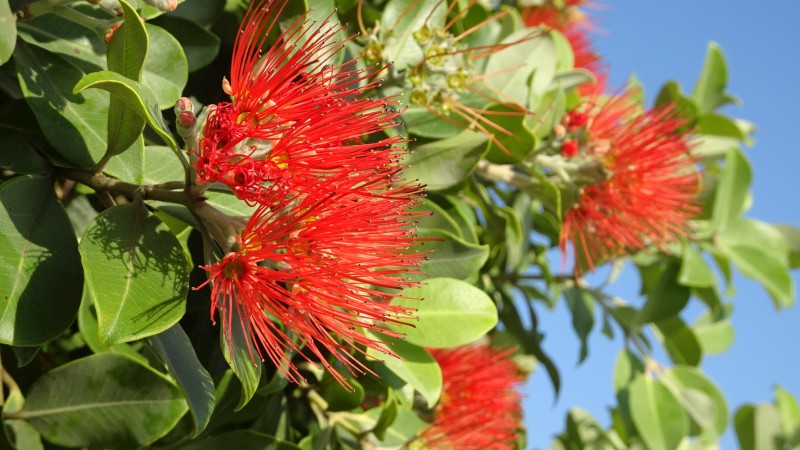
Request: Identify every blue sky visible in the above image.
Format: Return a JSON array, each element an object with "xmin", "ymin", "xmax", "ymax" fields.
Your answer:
[{"xmin": 522, "ymin": 2, "xmax": 800, "ymax": 448}]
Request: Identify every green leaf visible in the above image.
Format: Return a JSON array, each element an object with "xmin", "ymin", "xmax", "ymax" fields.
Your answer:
[
  {"xmin": 79, "ymin": 202, "xmax": 188, "ymax": 345},
  {"xmin": 612, "ymin": 350, "xmax": 643, "ymax": 394},
  {"xmin": 0, "ymin": 176, "xmax": 83, "ymax": 345},
  {"xmin": 679, "ymin": 244, "xmax": 716, "ymax": 288},
  {"xmin": 663, "ymin": 366, "xmax": 729, "ymax": 441},
  {"xmin": 716, "ymin": 218, "xmax": 794, "ymax": 307},
  {"xmin": 485, "ymin": 29, "xmax": 556, "ymax": 104},
  {"xmin": 416, "ymin": 228, "xmax": 489, "ymax": 280},
  {"xmin": 362, "ymin": 407, "xmax": 427, "ymax": 448},
  {"xmin": 710, "ymin": 148, "xmax": 752, "ymax": 234},
  {"xmin": 151, "ymin": 15, "xmax": 221, "ymax": 72},
  {"xmin": 0, "ymin": 0, "xmax": 15, "ymax": 64},
  {"xmin": 483, "ymin": 104, "xmax": 536, "ymax": 164},
  {"xmin": 735, "ymin": 404, "xmax": 785, "ymax": 450},
  {"xmin": 104, "ymin": 144, "xmax": 185, "ymax": 186},
  {"xmin": 693, "ymin": 42, "xmax": 738, "ymax": 112},
  {"xmin": 692, "ymin": 304, "xmax": 734, "ymax": 355},
  {"xmin": 655, "ymin": 81, "xmax": 699, "ymax": 125},
  {"xmin": 148, "ymin": 324, "xmax": 215, "ymax": 436},
  {"xmin": 774, "ymin": 224, "xmax": 800, "ymax": 269},
  {"xmin": 0, "ymin": 100, "xmax": 50, "ymax": 175},
  {"xmin": 775, "ymin": 386, "xmax": 800, "ymax": 438},
  {"xmin": 404, "ymin": 130, "xmax": 487, "ymax": 191},
  {"xmin": 142, "ymin": 24, "xmax": 189, "ymax": 109},
  {"xmin": 3, "ymin": 389, "xmax": 44, "ymax": 450},
  {"xmin": 105, "ymin": 0, "xmax": 149, "ymax": 157},
  {"xmin": 563, "ymin": 288, "xmax": 595, "ymax": 364},
  {"xmin": 389, "ymin": 277, "xmax": 498, "ymax": 348},
  {"xmin": 381, "ymin": 0, "xmax": 446, "ymax": 69},
  {"xmin": 366, "ymin": 334, "xmax": 442, "ymax": 408},
  {"xmin": 179, "ymin": 430, "xmax": 301, "ymax": 450},
  {"xmin": 636, "ymin": 261, "xmax": 690, "ymax": 325},
  {"xmin": 15, "ymin": 354, "xmax": 187, "ymax": 449},
  {"xmin": 74, "ymin": 70, "xmax": 179, "ymax": 150},
  {"xmin": 15, "ymin": 40, "xmax": 108, "ymax": 168},
  {"xmin": 16, "ymin": 14, "xmax": 105, "ymax": 69},
  {"xmin": 654, "ymin": 316, "xmax": 703, "ymax": 367},
  {"xmin": 320, "ymin": 371, "xmax": 366, "ymax": 412},
  {"xmin": 628, "ymin": 375, "xmax": 689, "ymax": 450},
  {"xmin": 77, "ymin": 289, "xmax": 148, "ymax": 364},
  {"xmin": 221, "ymin": 303, "xmax": 263, "ymax": 411}
]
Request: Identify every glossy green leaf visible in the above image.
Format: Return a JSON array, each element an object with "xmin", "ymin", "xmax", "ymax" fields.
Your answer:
[
  {"xmin": 381, "ymin": 0, "xmax": 446, "ymax": 68},
  {"xmin": 775, "ymin": 224, "xmax": 800, "ymax": 269},
  {"xmin": 74, "ymin": 70, "xmax": 179, "ymax": 150},
  {"xmin": 717, "ymin": 218, "xmax": 794, "ymax": 307},
  {"xmin": 775, "ymin": 385, "xmax": 800, "ymax": 438},
  {"xmin": 79, "ymin": 203, "xmax": 188, "ymax": 345},
  {"xmin": 362, "ymin": 407, "xmax": 428, "ymax": 448},
  {"xmin": 698, "ymin": 113, "xmax": 746, "ymax": 140},
  {"xmin": 77, "ymin": 289, "xmax": 148, "ymax": 364},
  {"xmin": 151, "ymin": 15, "xmax": 221, "ymax": 72},
  {"xmin": 483, "ymin": 104, "xmax": 536, "ymax": 164},
  {"xmin": 655, "ymin": 80, "xmax": 699, "ymax": 125},
  {"xmin": 142, "ymin": 24, "xmax": 189, "ymax": 109},
  {"xmin": 404, "ymin": 130, "xmax": 488, "ymax": 191},
  {"xmin": 636, "ymin": 261, "xmax": 690, "ymax": 325},
  {"xmin": 16, "ymin": 40, "xmax": 108, "ymax": 168},
  {"xmin": 679, "ymin": 244, "xmax": 716, "ymax": 288},
  {"xmin": 416, "ymin": 228, "xmax": 489, "ymax": 280},
  {"xmin": 612, "ymin": 350, "xmax": 644, "ymax": 394},
  {"xmin": 3, "ymin": 389, "xmax": 44, "ymax": 450},
  {"xmin": 0, "ymin": 0, "xmax": 15, "ymax": 64},
  {"xmin": 628, "ymin": 375, "xmax": 689, "ymax": 450},
  {"xmin": 16, "ymin": 14, "xmax": 105, "ymax": 69},
  {"xmin": 710, "ymin": 148, "xmax": 752, "ymax": 234},
  {"xmin": 663, "ymin": 366, "xmax": 729, "ymax": 440},
  {"xmin": 366, "ymin": 334, "xmax": 441, "ymax": 408},
  {"xmin": 390, "ymin": 277, "xmax": 498, "ymax": 348},
  {"xmin": 692, "ymin": 305, "xmax": 735, "ymax": 355},
  {"xmin": 14, "ymin": 353, "xmax": 187, "ymax": 449},
  {"xmin": 148, "ymin": 324, "xmax": 215, "ymax": 436},
  {"xmin": 564, "ymin": 288, "xmax": 595, "ymax": 364},
  {"xmin": 735, "ymin": 404, "xmax": 785, "ymax": 450},
  {"xmin": 320, "ymin": 371, "xmax": 366, "ymax": 412},
  {"xmin": 0, "ymin": 100, "xmax": 50, "ymax": 175},
  {"xmin": 105, "ymin": 0, "xmax": 149, "ymax": 157},
  {"xmin": 104, "ymin": 144, "xmax": 185, "ymax": 186},
  {"xmin": 485, "ymin": 29, "xmax": 556, "ymax": 104},
  {"xmin": 0, "ymin": 176, "xmax": 83, "ymax": 345},
  {"xmin": 180, "ymin": 430, "xmax": 301, "ymax": 450},
  {"xmin": 654, "ymin": 316, "xmax": 703, "ymax": 367},
  {"xmin": 221, "ymin": 303, "xmax": 263, "ymax": 410},
  {"xmin": 693, "ymin": 42, "xmax": 738, "ymax": 112}
]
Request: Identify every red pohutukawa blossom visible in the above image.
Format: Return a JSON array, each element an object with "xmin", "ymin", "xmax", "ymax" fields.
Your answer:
[
  {"xmin": 559, "ymin": 91, "xmax": 701, "ymax": 275},
  {"xmin": 418, "ymin": 344, "xmax": 523, "ymax": 450},
  {"xmin": 199, "ymin": 177, "xmax": 425, "ymax": 386},
  {"xmin": 193, "ymin": 0, "xmax": 404, "ymax": 205}
]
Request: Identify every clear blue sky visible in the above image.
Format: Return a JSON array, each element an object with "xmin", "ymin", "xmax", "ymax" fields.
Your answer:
[{"xmin": 522, "ymin": 2, "xmax": 800, "ymax": 449}]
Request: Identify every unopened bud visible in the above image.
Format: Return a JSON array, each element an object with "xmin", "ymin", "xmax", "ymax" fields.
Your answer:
[
  {"xmin": 89, "ymin": 0, "xmax": 123, "ymax": 16},
  {"xmin": 222, "ymin": 77, "xmax": 232, "ymax": 96},
  {"xmin": 104, "ymin": 23, "xmax": 122, "ymax": 43},
  {"xmin": 177, "ymin": 111, "xmax": 196, "ymax": 129},
  {"xmin": 175, "ymin": 97, "xmax": 194, "ymax": 114},
  {"xmin": 141, "ymin": 0, "xmax": 176, "ymax": 12}
]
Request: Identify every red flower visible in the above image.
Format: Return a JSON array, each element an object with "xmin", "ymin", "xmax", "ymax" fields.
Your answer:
[
  {"xmin": 559, "ymin": 91, "xmax": 700, "ymax": 274},
  {"xmin": 193, "ymin": 0, "xmax": 403, "ymax": 205},
  {"xmin": 199, "ymin": 176, "xmax": 425, "ymax": 386},
  {"xmin": 419, "ymin": 344, "xmax": 523, "ymax": 449}
]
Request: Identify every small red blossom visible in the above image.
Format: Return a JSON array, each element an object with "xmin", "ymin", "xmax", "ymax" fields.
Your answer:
[
  {"xmin": 560, "ymin": 91, "xmax": 701, "ymax": 274},
  {"xmin": 199, "ymin": 178, "xmax": 425, "ymax": 386},
  {"xmin": 418, "ymin": 344, "xmax": 523, "ymax": 450},
  {"xmin": 193, "ymin": 0, "xmax": 404, "ymax": 205},
  {"xmin": 562, "ymin": 138, "xmax": 579, "ymax": 157}
]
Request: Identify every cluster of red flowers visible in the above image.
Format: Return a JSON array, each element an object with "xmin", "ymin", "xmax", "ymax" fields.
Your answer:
[
  {"xmin": 418, "ymin": 343, "xmax": 523, "ymax": 449},
  {"xmin": 558, "ymin": 92, "xmax": 700, "ymax": 275},
  {"xmin": 520, "ymin": 2, "xmax": 700, "ymax": 274},
  {"xmin": 193, "ymin": 0, "xmax": 424, "ymax": 386}
]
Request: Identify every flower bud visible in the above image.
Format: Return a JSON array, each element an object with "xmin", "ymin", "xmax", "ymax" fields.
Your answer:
[
  {"xmin": 177, "ymin": 111, "xmax": 196, "ymax": 129},
  {"xmin": 174, "ymin": 97, "xmax": 194, "ymax": 114},
  {"xmin": 141, "ymin": 0, "xmax": 176, "ymax": 12}
]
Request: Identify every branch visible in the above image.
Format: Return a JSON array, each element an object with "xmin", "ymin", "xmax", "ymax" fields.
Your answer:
[{"xmin": 59, "ymin": 168, "xmax": 198, "ymax": 208}]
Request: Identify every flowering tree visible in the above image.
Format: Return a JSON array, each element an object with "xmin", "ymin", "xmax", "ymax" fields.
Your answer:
[{"xmin": 0, "ymin": 0, "xmax": 798, "ymax": 449}]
